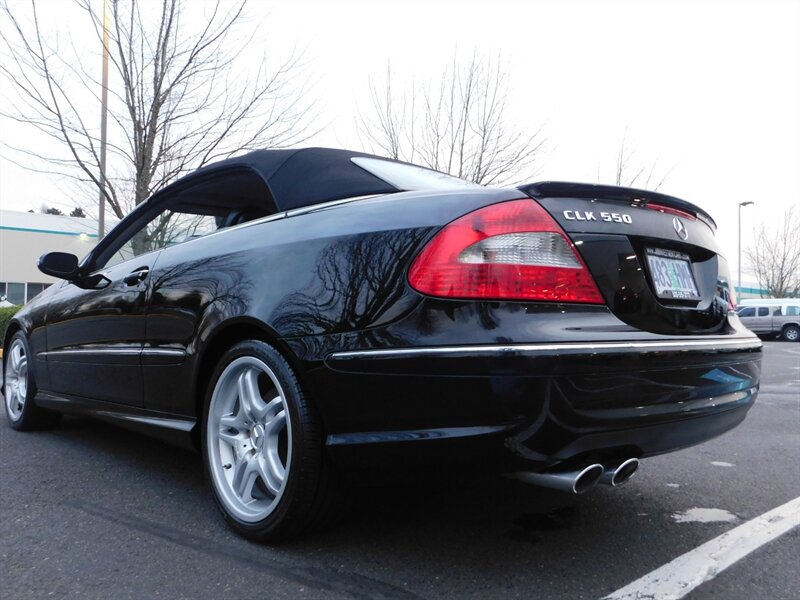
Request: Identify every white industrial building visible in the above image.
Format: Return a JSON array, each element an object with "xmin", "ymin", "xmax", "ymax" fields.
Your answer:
[{"xmin": 0, "ymin": 209, "xmax": 98, "ymax": 305}]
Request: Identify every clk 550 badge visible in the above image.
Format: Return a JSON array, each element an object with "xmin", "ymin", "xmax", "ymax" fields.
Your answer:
[{"xmin": 563, "ymin": 210, "xmax": 632, "ymax": 224}]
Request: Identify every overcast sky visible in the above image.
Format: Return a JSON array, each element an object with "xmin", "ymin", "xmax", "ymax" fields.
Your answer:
[{"xmin": 1, "ymin": 0, "xmax": 798, "ymax": 281}]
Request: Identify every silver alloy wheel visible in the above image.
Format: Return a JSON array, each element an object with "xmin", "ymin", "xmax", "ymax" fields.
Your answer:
[
  {"xmin": 4, "ymin": 339, "xmax": 28, "ymax": 420},
  {"xmin": 784, "ymin": 327, "xmax": 799, "ymax": 342},
  {"xmin": 207, "ymin": 356, "xmax": 292, "ymax": 522}
]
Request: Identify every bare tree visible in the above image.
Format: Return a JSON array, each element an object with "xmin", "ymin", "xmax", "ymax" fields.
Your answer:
[
  {"xmin": 0, "ymin": 0, "xmax": 317, "ymax": 220},
  {"xmin": 358, "ymin": 53, "xmax": 545, "ymax": 186},
  {"xmin": 745, "ymin": 206, "xmax": 800, "ymax": 298},
  {"xmin": 608, "ymin": 130, "xmax": 674, "ymax": 191}
]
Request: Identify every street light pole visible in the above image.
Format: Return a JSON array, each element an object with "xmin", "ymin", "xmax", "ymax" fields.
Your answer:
[
  {"xmin": 738, "ymin": 201, "xmax": 754, "ymax": 297},
  {"xmin": 98, "ymin": 0, "xmax": 110, "ymax": 239}
]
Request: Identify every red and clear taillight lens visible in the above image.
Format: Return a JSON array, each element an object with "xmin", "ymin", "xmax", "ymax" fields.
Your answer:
[{"xmin": 408, "ymin": 199, "xmax": 605, "ymax": 303}]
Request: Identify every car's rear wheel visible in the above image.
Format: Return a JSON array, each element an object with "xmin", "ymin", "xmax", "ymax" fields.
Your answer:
[
  {"xmin": 202, "ymin": 340, "xmax": 340, "ymax": 541},
  {"xmin": 782, "ymin": 325, "xmax": 800, "ymax": 342},
  {"xmin": 3, "ymin": 332, "xmax": 61, "ymax": 430}
]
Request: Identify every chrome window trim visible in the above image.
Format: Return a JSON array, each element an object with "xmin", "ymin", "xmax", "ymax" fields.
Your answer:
[
  {"xmin": 283, "ymin": 195, "xmax": 382, "ymax": 217},
  {"xmin": 132, "ymin": 194, "xmax": 386, "ymax": 255},
  {"xmin": 329, "ymin": 338, "xmax": 763, "ymax": 360}
]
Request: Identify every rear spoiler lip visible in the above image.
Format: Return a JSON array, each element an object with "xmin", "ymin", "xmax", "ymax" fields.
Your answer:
[{"xmin": 518, "ymin": 181, "xmax": 717, "ymax": 232}]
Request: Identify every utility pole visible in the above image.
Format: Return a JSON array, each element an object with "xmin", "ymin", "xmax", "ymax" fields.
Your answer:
[
  {"xmin": 738, "ymin": 201, "xmax": 754, "ymax": 297},
  {"xmin": 98, "ymin": 0, "xmax": 110, "ymax": 239}
]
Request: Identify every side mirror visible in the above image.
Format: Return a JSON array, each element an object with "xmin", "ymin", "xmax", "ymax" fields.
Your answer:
[{"xmin": 38, "ymin": 252, "xmax": 79, "ymax": 280}]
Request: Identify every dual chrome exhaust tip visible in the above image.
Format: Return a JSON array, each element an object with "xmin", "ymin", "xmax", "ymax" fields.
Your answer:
[
  {"xmin": 600, "ymin": 458, "xmax": 640, "ymax": 488},
  {"xmin": 513, "ymin": 458, "xmax": 640, "ymax": 494}
]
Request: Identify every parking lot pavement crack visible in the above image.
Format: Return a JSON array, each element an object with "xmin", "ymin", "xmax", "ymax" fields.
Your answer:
[{"xmin": 63, "ymin": 499, "xmax": 419, "ymax": 600}]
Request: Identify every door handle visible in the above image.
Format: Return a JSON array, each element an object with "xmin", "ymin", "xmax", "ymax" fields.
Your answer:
[{"xmin": 123, "ymin": 267, "xmax": 149, "ymax": 286}]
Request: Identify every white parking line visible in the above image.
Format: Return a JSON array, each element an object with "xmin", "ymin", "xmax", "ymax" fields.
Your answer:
[{"xmin": 603, "ymin": 496, "xmax": 800, "ymax": 600}]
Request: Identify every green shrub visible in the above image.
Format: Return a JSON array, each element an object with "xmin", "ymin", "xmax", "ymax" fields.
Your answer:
[{"xmin": 0, "ymin": 305, "xmax": 22, "ymax": 341}]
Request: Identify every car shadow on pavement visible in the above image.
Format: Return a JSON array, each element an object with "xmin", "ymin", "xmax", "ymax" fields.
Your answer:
[
  {"xmin": 3, "ymin": 411, "xmax": 687, "ymax": 598},
  {"xmin": 34, "ymin": 414, "xmax": 612, "ymax": 540}
]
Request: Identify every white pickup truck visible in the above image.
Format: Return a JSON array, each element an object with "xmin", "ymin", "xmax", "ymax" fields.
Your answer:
[{"xmin": 737, "ymin": 299, "xmax": 800, "ymax": 341}]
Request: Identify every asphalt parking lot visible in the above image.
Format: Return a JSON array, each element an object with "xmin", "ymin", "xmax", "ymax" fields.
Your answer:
[{"xmin": 1, "ymin": 341, "xmax": 798, "ymax": 599}]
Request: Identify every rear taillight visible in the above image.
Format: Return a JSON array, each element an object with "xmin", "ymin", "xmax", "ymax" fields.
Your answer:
[{"xmin": 408, "ymin": 199, "xmax": 605, "ymax": 303}]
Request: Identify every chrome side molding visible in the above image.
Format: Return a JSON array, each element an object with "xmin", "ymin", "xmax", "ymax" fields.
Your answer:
[
  {"xmin": 330, "ymin": 338, "xmax": 763, "ymax": 361},
  {"xmin": 37, "ymin": 347, "xmax": 185, "ymax": 359}
]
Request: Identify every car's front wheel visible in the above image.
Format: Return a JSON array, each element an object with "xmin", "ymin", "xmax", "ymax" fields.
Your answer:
[
  {"xmin": 202, "ymin": 340, "xmax": 339, "ymax": 541},
  {"xmin": 3, "ymin": 332, "xmax": 61, "ymax": 430}
]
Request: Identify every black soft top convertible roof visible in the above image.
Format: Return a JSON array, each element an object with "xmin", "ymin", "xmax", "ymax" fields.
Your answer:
[{"xmin": 155, "ymin": 147, "xmax": 402, "ymax": 212}]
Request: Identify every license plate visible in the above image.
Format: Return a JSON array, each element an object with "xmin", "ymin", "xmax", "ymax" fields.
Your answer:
[{"xmin": 645, "ymin": 248, "xmax": 700, "ymax": 300}]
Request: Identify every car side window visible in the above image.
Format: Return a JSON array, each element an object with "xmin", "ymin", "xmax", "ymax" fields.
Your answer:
[
  {"xmin": 92, "ymin": 168, "xmax": 274, "ymax": 272},
  {"xmin": 104, "ymin": 210, "xmax": 220, "ymax": 269},
  {"xmin": 738, "ymin": 307, "xmax": 755, "ymax": 317},
  {"xmin": 774, "ymin": 307, "xmax": 783, "ymax": 316},
  {"xmin": 787, "ymin": 306, "xmax": 800, "ymax": 316},
  {"xmin": 757, "ymin": 307, "xmax": 769, "ymax": 317}
]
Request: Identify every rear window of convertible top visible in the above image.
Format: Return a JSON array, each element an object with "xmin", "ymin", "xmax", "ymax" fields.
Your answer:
[{"xmin": 351, "ymin": 157, "xmax": 482, "ymax": 192}]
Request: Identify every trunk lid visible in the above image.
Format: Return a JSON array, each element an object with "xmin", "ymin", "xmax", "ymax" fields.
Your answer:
[{"xmin": 519, "ymin": 182, "xmax": 734, "ymax": 335}]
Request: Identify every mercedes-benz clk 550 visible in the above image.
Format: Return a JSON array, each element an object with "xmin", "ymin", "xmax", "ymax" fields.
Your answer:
[{"xmin": 3, "ymin": 148, "xmax": 762, "ymax": 540}]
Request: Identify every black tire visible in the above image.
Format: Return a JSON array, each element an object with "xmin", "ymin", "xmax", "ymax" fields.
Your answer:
[
  {"xmin": 201, "ymin": 339, "xmax": 342, "ymax": 541},
  {"xmin": 3, "ymin": 331, "xmax": 61, "ymax": 430},
  {"xmin": 782, "ymin": 325, "xmax": 800, "ymax": 342}
]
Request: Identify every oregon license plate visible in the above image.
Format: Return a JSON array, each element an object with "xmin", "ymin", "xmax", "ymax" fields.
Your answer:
[{"xmin": 645, "ymin": 248, "xmax": 700, "ymax": 300}]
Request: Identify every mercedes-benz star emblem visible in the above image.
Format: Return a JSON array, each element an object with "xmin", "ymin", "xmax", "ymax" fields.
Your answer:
[{"xmin": 673, "ymin": 217, "xmax": 688, "ymax": 240}]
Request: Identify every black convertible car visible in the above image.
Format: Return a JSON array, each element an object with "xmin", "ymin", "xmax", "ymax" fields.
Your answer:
[{"xmin": 3, "ymin": 148, "xmax": 761, "ymax": 540}]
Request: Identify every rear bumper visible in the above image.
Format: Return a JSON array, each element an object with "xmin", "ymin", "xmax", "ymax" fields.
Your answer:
[{"xmin": 314, "ymin": 337, "xmax": 762, "ymax": 470}]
